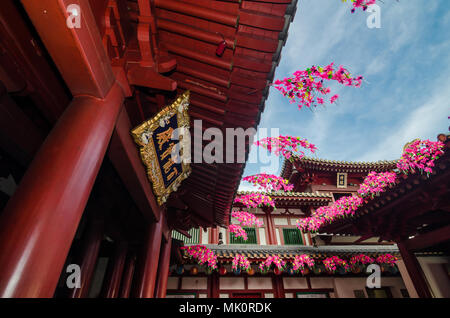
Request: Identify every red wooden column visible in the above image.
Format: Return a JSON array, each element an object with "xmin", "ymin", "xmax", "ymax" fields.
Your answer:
[
  {"xmin": 0, "ymin": 83, "xmax": 124, "ymax": 297},
  {"xmin": 70, "ymin": 216, "xmax": 104, "ymax": 298},
  {"xmin": 120, "ymin": 253, "xmax": 137, "ymax": 298},
  {"xmin": 102, "ymin": 241, "xmax": 128, "ymax": 298},
  {"xmin": 264, "ymin": 207, "xmax": 276, "ymax": 245},
  {"xmin": 155, "ymin": 236, "xmax": 173, "ymax": 298},
  {"xmin": 210, "ymin": 227, "xmax": 218, "ymax": 244},
  {"xmin": 134, "ymin": 211, "xmax": 165, "ymax": 298},
  {"xmin": 0, "ymin": 0, "xmax": 127, "ymax": 298},
  {"xmin": 397, "ymin": 242, "xmax": 432, "ymax": 298}
]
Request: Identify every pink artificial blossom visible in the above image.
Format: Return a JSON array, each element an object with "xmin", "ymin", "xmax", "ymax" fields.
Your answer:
[
  {"xmin": 180, "ymin": 245, "xmax": 218, "ymax": 269},
  {"xmin": 254, "ymin": 135, "xmax": 317, "ymax": 162},
  {"xmin": 232, "ymin": 254, "xmax": 251, "ymax": 271},
  {"xmin": 228, "ymin": 224, "xmax": 248, "ymax": 241},
  {"xmin": 397, "ymin": 139, "xmax": 445, "ymax": 175},
  {"xmin": 243, "ymin": 174, "xmax": 294, "ymax": 192},
  {"xmin": 231, "ymin": 211, "xmax": 263, "ymax": 227},
  {"xmin": 234, "ymin": 193, "xmax": 275, "ymax": 209},
  {"xmin": 292, "ymin": 254, "xmax": 315, "ymax": 274},
  {"xmin": 259, "ymin": 255, "xmax": 286, "ymax": 272},
  {"xmin": 273, "ymin": 63, "xmax": 363, "ymax": 110}
]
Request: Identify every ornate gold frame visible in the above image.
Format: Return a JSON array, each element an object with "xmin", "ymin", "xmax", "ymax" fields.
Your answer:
[{"xmin": 131, "ymin": 91, "xmax": 191, "ymax": 206}]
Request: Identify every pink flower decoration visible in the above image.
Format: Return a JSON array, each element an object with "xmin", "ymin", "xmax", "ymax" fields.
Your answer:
[
  {"xmin": 292, "ymin": 254, "xmax": 315, "ymax": 274},
  {"xmin": 180, "ymin": 245, "xmax": 218, "ymax": 269},
  {"xmin": 243, "ymin": 174, "xmax": 294, "ymax": 192},
  {"xmin": 397, "ymin": 139, "xmax": 445, "ymax": 175},
  {"xmin": 259, "ymin": 255, "xmax": 286, "ymax": 272},
  {"xmin": 232, "ymin": 254, "xmax": 251, "ymax": 271},
  {"xmin": 232, "ymin": 211, "xmax": 263, "ymax": 227},
  {"xmin": 228, "ymin": 224, "xmax": 248, "ymax": 241},
  {"xmin": 254, "ymin": 135, "xmax": 317, "ymax": 162},
  {"xmin": 273, "ymin": 63, "xmax": 363, "ymax": 110},
  {"xmin": 234, "ymin": 193, "xmax": 275, "ymax": 209}
]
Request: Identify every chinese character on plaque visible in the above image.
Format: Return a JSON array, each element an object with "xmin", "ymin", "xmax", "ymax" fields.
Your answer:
[
  {"xmin": 336, "ymin": 172, "xmax": 347, "ymax": 188},
  {"xmin": 131, "ymin": 91, "xmax": 191, "ymax": 205}
]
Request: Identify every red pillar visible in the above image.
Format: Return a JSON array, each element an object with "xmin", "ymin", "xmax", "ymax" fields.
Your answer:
[
  {"xmin": 210, "ymin": 227, "xmax": 218, "ymax": 244},
  {"xmin": 397, "ymin": 242, "xmax": 432, "ymax": 298},
  {"xmin": 0, "ymin": 82, "xmax": 124, "ymax": 298},
  {"xmin": 264, "ymin": 208, "xmax": 276, "ymax": 245},
  {"xmin": 120, "ymin": 253, "xmax": 137, "ymax": 298},
  {"xmin": 134, "ymin": 212, "xmax": 165, "ymax": 298},
  {"xmin": 155, "ymin": 236, "xmax": 173, "ymax": 298},
  {"xmin": 70, "ymin": 216, "xmax": 104, "ymax": 298},
  {"xmin": 102, "ymin": 241, "xmax": 128, "ymax": 298}
]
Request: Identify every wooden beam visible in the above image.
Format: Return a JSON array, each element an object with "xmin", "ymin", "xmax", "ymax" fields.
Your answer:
[
  {"xmin": 108, "ymin": 106, "xmax": 161, "ymax": 222},
  {"xmin": 397, "ymin": 242, "xmax": 432, "ymax": 298},
  {"xmin": 403, "ymin": 224, "xmax": 450, "ymax": 252}
]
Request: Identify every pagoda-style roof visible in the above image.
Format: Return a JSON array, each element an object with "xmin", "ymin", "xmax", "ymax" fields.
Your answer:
[
  {"xmin": 281, "ymin": 156, "xmax": 398, "ymax": 180},
  {"xmin": 318, "ymin": 135, "xmax": 450, "ymax": 253}
]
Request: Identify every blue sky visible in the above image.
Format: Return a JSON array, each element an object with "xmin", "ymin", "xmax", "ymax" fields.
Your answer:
[{"xmin": 238, "ymin": 0, "xmax": 450, "ymax": 191}]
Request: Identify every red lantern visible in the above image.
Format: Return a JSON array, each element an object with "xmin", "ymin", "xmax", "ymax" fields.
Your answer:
[
  {"xmin": 274, "ymin": 268, "xmax": 282, "ymax": 275},
  {"xmin": 219, "ymin": 267, "xmax": 227, "ymax": 275},
  {"xmin": 247, "ymin": 268, "xmax": 255, "ymax": 276},
  {"xmin": 190, "ymin": 266, "xmax": 198, "ymax": 275}
]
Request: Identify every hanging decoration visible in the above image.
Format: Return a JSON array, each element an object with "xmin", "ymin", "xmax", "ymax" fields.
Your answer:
[
  {"xmin": 292, "ymin": 254, "xmax": 315, "ymax": 275},
  {"xmin": 357, "ymin": 171, "xmax": 397, "ymax": 198},
  {"xmin": 228, "ymin": 224, "xmax": 248, "ymax": 241},
  {"xmin": 232, "ymin": 254, "xmax": 251, "ymax": 272},
  {"xmin": 343, "ymin": 0, "xmax": 377, "ymax": 13},
  {"xmin": 258, "ymin": 256, "xmax": 286, "ymax": 274},
  {"xmin": 242, "ymin": 174, "xmax": 294, "ymax": 192},
  {"xmin": 234, "ymin": 192, "xmax": 275, "ymax": 209},
  {"xmin": 273, "ymin": 63, "xmax": 363, "ymax": 111},
  {"xmin": 323, "ymin": 256, "xmax": 350, "ymax": 273},
  {"xmin": 180, "ymin": 245, "xmax": 218, "ymax": 270},
  {"xmin": 376, "ymin": 254, "xmax": 398, "ymax": 266},
  {"xmin": 254, "ymin": 136, "xmax": 317, "ymax": 162},
  {"xmin": 397, "ymin": 139, "xmax": 445, "ymax": 175},
  {"xmin": 231, "ymin": 211, "xmax": 263, "ymax": 227}
]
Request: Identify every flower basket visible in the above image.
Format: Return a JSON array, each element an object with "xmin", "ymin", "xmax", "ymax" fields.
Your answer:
[
  {"xmin": 176, "ymin": 265, "xmax": 184, "ymax": 275},
  {"xmin": 313, "ymin": 266, "xmax": 323, "ymax": 275},
  {"xmin": 234, "ymin": 268, "xmax": 241, "ymax": 276},
  {"xmin": 351, "ymin": 264, "xmax": 364, "ymax": 274}
]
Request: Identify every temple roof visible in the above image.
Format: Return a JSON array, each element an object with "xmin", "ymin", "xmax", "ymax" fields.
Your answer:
[
  {"xmin": 281, "ymin": 156, "xmax": 398, "ymax": 179},
  {"xmin": 318, "ymin": 135, "xmax": 450, "ymax": 245},
  {"xmin": 185, "ymin": 244, "xmax": 400, "ymax": 260}
]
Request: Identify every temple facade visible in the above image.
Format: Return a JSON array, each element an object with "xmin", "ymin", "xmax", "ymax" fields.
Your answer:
[{"xmin": 168, "ymin": 139, "xmax": 450, "ymax": 298}]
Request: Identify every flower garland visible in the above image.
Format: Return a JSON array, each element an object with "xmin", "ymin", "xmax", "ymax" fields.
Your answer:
[
  {"xmin": 343, "ymin": 0, "xmax": 377, "ymax": 13},
  {"xmin": 234, "ymin": 192, "xmax": 275, "ymax": 209},
  {"xmin": 259, "ymin": 256, "xmax": 286, "ymax": 273},
  {"xmin": 357, "ymin": 171, "xmax": 397, "ymax": 198},
  {"xmin": 228, "ymin": 224, "xmax": 248, "ymax": 241},
  {"xmin": 350, "ymin": 254, "xmax": 375, "ymax": 266},
  {"xmin": 180, "ymin": 245, "xmax": 218, "ymax": 269},
  {"xmin": 273, "ymin": 63, "xmax": 363, "ymax": 110},
  {"xmin": 323, "ymin": 256, "xmax": 350, "ymax": 273},
  {"xmin": 292, "ymin": 254, "xmax": 315, "ymax": 274},
  {"xmin": 232, "ymin": 254, "xmax": 251, "ymax": 272},
  {"xmin": 231, "ymin": 211, "xmax": 263, "ymax": 227},
  {"xmin": 243, "ymin": 174, "xmax": 294, "ymax": 192},
  {"xmin": 296, "ymin": 195, "xmax": 364, "ymax": 232},
  {"xmin": 397, "ymin": 139, "xmax": 445, "ymax": 175},
  {"xmin": 254, "ymin": 135, "xmax": 317, "ymax": 161},
  {"xmin": 376, "ymin": 254, "xmax": 398, "ymax": 267}
]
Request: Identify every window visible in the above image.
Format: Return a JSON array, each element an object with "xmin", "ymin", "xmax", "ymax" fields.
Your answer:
[
  {"xmin": 230, "ymin": 227, "xmax": 257, "ymax": 244},
  {"xmin": 366, "ymin": 287, "xmax": 393, "ymax": 298},
  {"xmin": 171, "ymin": 228, "xmax": 200, "ymax": 244},
  {"xmin": 283, "ymin": 228, "xmax": 303, "ymax": 245}
]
